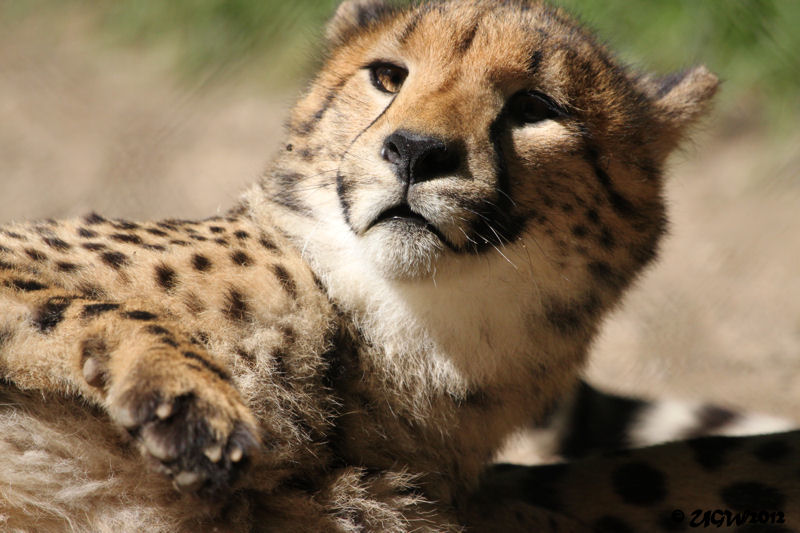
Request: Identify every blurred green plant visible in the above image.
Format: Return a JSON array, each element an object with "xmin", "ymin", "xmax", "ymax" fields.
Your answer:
[{"xmin": 3, "ymin": 0, "xmax": 798, "ymax": 124}]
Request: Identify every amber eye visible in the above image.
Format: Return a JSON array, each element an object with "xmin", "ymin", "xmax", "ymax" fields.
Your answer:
[
  {"xmin": 368, "ymin": 62, "xmax": 408, "ymax": 94},
  {"xmin": 509, "ymin": 90, "xmax": 564, "ymax": 124}
]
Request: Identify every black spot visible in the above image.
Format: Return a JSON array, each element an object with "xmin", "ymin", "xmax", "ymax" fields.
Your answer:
[
  {"xmin": 146, "ymin": 228, "xmax": 169, "ymax": 237},
  {"xmin": 189, "ymin": 234, "xmax": 208, "ymax": 242},
  {"xmin": 593, "ymin": 516, "xmax": 635, "ymax": 533},
  {"xmin": 82, "ymin": 242, "xmax": 106, "ymax": 251},
  {"xmin": 43, "ymin": 237, "xmax": 71, "ymax": 251},
  {"xmin": 100, "ymin": 251, "xmax": 129, "ymax": 269},
  {"xmin": 259, "ymin": 235, "xmax": 277, "ymax": 250},
  {"xmin": 230, "ymin": 250, "xmax": 253, "ymax": 267},
  {"xmin": 214, "ymin": 238, "xmax": 229, "ymax": 246},
  {"xmin": 32, "ymin": 296, "xmax": 71, "ymax": 332},
  {"xmin": 545, "ymin": 293, "xmax": 600, "ymax": 336},
  {"xmin": 9, "ymin": 278, "xmax": 47, "ymax": 291},
  {"xmin": 584, "ymin": 146, "xmax": 639, "ymax": 220},
  {"xmin": 686, "ymin": 435, "xmax": 744, "ymax": 471},
  {"xmin": 144, "ymin": 324, "xmax": 170, "ymax": 336},
  {"xmin": 56, "ymin": 261, "xmax": 80, "ymax": 272},
  {"xmin": 82, "ymin": 302, "xmax": 120, "ymax": 318},
  {"xmin": 502, "ymin": 462, "xmax": 568, "ymax": 511},
  {"xmin": 155, "ymin": 264, "xmax": 178, "ymax": 291},
  {"xmin": 273, "ymin": 264, "xmax": 297, "ymax": 298},
  {"xmin": 753, "ymin": 439, "xmax": 792, "ymax": 464},
  {"xmin": 235, "ymin": 347, "xmax": 256, "ymax": 368},
  {"xmin": 111, "ymin": 220, "xmax": 139, "ymax": 230},
  {"xmin": 77, "ymin": 228, "xmax": 98, "ymax": 238},
  {"xmin": 611, "ymin": 462, "xmax": 667, "ymax": 506},
  {"xmin": 224, "ymin": 289, "xmax": 249, "ymax": 322},
  {"xmin": 192, "ymin": 254, "xmax": 212, "ymax": 272},
  {"xmin": 285, "ymin": 144, "xmax": 293, "ymax": 152},
  {"xmin": 0, "ymin": 260, "xmax": 14, "ymax": 270},
  {"xmin": 83, "ymin": 212, "xmax": 107, "ymax": 225},
  {"xmin": 721, "ymin": 481, "xmax": 786, "ymax": 511},
  {"xmin": 598, "ymin": 226, "xmax": 616, "ymax": 249},
  {"xmin": 170, "ymin": 239, "xmax": 190, "ymax": 246},
  {"xmin": 571, "ymin": 225, "xmax": 588, "ymax": 238},
  {"xmin": 184, "ymin": 293, "xmax": 205, "ymax": 315},
  {"xmin": 209, "ymin": 226, "xmax": 225, "ymax": 234},
  {"xmin": 141, "ymin": 243, "xmax": 166, "ymax": 252},
  {"xmin": 3, "ymin": 231, "xmax": 27, "ymax": 241},
  {"xmin": 233, "ymin": 230, "xmax": 249, "ymax": 240},
  {"xmin": 24, "ymin": 248, "xmax": 47, "ymax": 262},
  {"xmin": 586, "ymin": 208, "xmax": 600, "ymax": 225},
  {"xmin": 123, "ymin": 310, "xmax": 157, "ymax": 321},
  {"xmin": 182, "ymin": 351, "xmax": 229, "ymax": 381},
  {"xmin": 0, "ymin": 244, "xmax": 9, "ymax": 254},
  {"xmin": 588, "ymin": 261, "xmax": 627, "ymax": 289},
  {"xmin": 560, "ymin": 203, "xmax": 574, "ymax": 213},
  {"xmin": 110, "ymin": 233, "xmax": 143, "ymax": 245}
]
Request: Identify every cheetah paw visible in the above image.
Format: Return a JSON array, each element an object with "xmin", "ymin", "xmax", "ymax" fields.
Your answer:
[{"xmin": 95, "ymin": 353, "xmax": 259, "ymax": 493}]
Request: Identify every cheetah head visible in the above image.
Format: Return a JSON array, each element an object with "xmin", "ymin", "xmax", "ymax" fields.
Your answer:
[{"xmin": 261, "ymin": 0, "xmax": 717, "ymax": 303}]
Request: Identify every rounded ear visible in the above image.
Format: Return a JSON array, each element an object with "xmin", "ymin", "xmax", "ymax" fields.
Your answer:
[
  {"xmin": 325, "ymin": 0, "xmax": 397, "ymax": 48},
  {"xmin": 638, "ymin": 65, "xmax": 720, "ymax": 157}
]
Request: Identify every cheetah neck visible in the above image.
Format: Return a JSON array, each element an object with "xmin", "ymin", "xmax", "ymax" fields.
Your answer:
[{"xmin": 245, "ymin": 181, "xmax": 592, "ymax": 398}]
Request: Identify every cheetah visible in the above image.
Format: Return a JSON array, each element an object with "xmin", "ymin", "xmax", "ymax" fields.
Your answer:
[{"xmin": 1, "ymin": 1, "xmax": 798, "ymax": 531}]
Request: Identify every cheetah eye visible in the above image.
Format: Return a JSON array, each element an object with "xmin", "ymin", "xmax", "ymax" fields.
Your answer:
[
  {"xmin": 509, "ymin": 90, "xmax": 564, "ymax": 124},
  {"xmin": 368, "ymin": 62, "xmax": 408, "ymax": 94}
]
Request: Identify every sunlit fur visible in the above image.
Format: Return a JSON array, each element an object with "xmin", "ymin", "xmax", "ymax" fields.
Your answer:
[{"xmin": 0, "ymin": 1, "xmax": 720, "ymax": 531}]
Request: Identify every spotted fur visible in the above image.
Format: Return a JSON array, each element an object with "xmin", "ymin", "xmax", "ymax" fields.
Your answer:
[{"xmin": 3, "ymin": 1, "xmax": 791, "ymax": 532}]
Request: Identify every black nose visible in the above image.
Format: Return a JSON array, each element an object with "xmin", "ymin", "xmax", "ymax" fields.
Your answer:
[{"xmin": 381, "ymin": 130, "xmax": 461, "ymax": 185}]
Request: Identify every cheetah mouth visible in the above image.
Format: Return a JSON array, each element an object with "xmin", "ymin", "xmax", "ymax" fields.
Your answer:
[{"xmin": 371, "ymin": 203, "xmax": 430, "ymax": 228}]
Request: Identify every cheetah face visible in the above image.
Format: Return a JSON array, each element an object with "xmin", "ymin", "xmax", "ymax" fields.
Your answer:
[{"xmin": 278, "ymin": 0, "xmax": 717, "ymax": 287}]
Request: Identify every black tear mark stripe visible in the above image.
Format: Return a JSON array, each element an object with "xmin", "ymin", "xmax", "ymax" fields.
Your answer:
[
  {"xmin": 32, "ymin": 297, "xmax": 72, "ymax": 332},
  {"xmin": 338, "ymin": 87, "xmax": 401, "ymax": 228},
  {"xmin": 456, "ymin": 108, "xmax": 526, "ymax": 254},
  {"xmin": 182, "ymin": 350, "xmax": 230, "ymax": 381}
]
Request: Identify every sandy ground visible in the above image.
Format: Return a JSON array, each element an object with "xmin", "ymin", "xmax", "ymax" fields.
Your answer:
[{"xmin": 2, "ymin": 14, "xmax": 799, "ymax": 422}]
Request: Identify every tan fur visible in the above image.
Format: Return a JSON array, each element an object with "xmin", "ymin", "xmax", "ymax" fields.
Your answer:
[{"xmin": 0, "ymin": 1, "xmax": 739, "ymax": 531}]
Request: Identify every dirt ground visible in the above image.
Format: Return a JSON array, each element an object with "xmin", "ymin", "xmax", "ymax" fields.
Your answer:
[{"xmin": 2, "ymin": 15, "xmax": 799, "ymax": 421}]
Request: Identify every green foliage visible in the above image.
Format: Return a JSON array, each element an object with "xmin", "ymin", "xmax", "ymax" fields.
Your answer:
[{"xmin": 3, "ymin": 0, "xmax": 797, "ymax": 120}]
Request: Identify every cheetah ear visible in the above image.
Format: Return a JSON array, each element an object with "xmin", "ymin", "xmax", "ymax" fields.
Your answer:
[
  {"xmin": 326, "ymin": 0, "xmax": 397, "ymax": 48},
  {"xmin": 640, "ymin": 65, "xmax": 719, "ymax": 156}
]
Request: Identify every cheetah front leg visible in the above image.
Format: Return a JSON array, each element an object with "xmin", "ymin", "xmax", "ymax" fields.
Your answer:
[{"xmin": 0, "ymin": 278, "xmax": 259, "ymax": 492}]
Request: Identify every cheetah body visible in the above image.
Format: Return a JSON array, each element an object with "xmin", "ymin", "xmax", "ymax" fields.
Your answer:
[{"xmin": 2, "ymin": 1, "xmax": 797, "ymax": 532}]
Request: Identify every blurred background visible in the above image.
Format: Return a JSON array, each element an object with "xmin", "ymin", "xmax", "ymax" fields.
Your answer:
[{"xmin": 1, "ymin": 1, "xmax": 798, "ymax": 417}]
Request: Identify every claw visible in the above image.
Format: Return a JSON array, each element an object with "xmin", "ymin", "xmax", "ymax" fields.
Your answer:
[
  {"xmin": 229, "ymin": 444, "xmax": 243, "ymax": 463},
  {"xmin": 174, "ymin": 471, "xmax": 204, "ymax": 491},
  {"xmin": 82, "ymin": 357, "xmax": 106, "ymax": 388},
  {"xmin": 142, "ymin": 425, "xmax": 177, "ymax": 461},
  {"xmin": 155, "ymin": 402, "xmax": 173, "ymax": 420},
  {"xmin": 204, "ymin": 445, "xmax": 223, "ymax": 463}
]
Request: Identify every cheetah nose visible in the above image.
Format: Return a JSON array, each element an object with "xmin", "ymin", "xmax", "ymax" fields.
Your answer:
[{"xmin": 381, "ymin": 130, "xmax": 462, "ymax": 185}]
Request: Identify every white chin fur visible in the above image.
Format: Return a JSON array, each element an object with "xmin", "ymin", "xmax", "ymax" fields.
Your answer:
[{"xmin": 362, "ymin": 222, "xmax": 444, "ymax": 280}]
